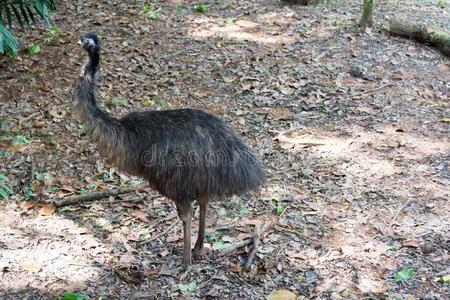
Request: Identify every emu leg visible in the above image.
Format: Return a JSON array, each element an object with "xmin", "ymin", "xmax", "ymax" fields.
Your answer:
[
  {"xmin": 176, "ymin": 201, "xmax": 193, "ymax": 268},
  {"xmin": 193, "ymin": 198, "xmax": 209, "ymax": 259}
]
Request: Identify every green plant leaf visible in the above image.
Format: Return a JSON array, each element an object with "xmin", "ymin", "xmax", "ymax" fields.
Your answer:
[
  {"xmin": 26, "ymin": 43, "xmax": 41, "ymax": 54},
  {"xmin": 0, "ymin": 172, "xmax": 9, "ymax": 181},
  {"xmin": 18, "ymin": 4, "xmax": 31, "ymax": 27},
  {"xmin": 111, "ymin": 98, "xmax": 128, "ymax": 106},
  {"xmin": 212, "ymin": 240, "xmax": 229, "ymax": 250},
  {"xmin": 5, "ymin": 5, "xmax": 13, "ymax": 28},
  {"xmin": 195, "ymin": 4, "xmax": 207, "ymax": 13},
  {"xmin": 24, "ymin": 5, "xmax": 37, "ymax": 25},
  {"xmin": 393, "ymin": 268, "xmax": 415, "ymax": 282},
  {"xmin": 239, "ymin": 206, "xmax": 249, "ymax": 215},
  {"xmin": 0, "ymin": 188, "xmax": 8, "ymax": 200},
  {"xmin": 10, "ymin": 5, "xmax": 24, "ymax": 28},
  {"xmin": 0, "ymin": 182, "xmax": 13, "ymax": 194},
  {"xmin": 0, "ymin": 23, "xmax": 18, "ymax": 55},
  {"xmin": 60, "ymin": 291, "xmax": 88, "ymax": 300},
  {"xmin": 179, "ymin": 281, "xmax": 197, "ymax": 293},
  {"xmin": 435, "ymin": 274, "xmax": 450, "ymax": 285},
  {"xmin": 12, "ymin": 135, "xmax": 31, "ymax": 145}
]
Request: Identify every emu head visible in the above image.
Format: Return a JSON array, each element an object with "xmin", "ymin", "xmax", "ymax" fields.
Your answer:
[
  {"xmin": 78, "ymin": 32, "xmax": 100, "ymax": 54},
  {"xmin": 78, "ymin": 33, "xmax": 100, "ymax": 80}
]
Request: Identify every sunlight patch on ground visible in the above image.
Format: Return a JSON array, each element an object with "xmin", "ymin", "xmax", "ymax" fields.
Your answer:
[
  {"xmin": 275, "ymin": 124, "xmax": 448, "ymax": 185},
  {"xmin": 188, "ymin": 14, "xmax": 297, "ymax": 45},
  {"xmin": 0, "ymin": 209, "xmax": 108, "ymax": 295}
]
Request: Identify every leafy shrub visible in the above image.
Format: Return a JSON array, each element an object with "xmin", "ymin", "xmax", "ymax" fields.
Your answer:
[{"xmin": 0, "ymin": 0, "xmax": 56, "ymax": 55}]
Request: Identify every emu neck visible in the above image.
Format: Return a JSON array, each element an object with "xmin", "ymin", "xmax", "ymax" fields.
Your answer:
[
  {"xmin": 81, "ymin": 50, "xmax": 100, "ymax": 80},
  {"xmin": 73, "ymin": 49, "xmax": 129, "ymax": 171}
]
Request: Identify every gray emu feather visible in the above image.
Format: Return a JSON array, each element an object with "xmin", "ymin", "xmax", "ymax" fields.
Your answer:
[{"xmin": 72, "ymin": 33, "xmax": 266, "ymax": 267}]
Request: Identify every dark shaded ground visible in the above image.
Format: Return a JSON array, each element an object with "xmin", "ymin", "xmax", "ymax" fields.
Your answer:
[{"xmin": 0, "ymin": 0, "xmax": 449, "ymax": 299}]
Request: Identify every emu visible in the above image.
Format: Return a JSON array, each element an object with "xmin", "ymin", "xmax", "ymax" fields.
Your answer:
[{"xmin": 72, "ymin": 33, "xmax": 266, "ymax": 267}]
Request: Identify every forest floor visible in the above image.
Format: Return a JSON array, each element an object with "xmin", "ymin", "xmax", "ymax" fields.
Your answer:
[{"xmin": 0, "ymin": 0, "xmax": 449, "ymax": 299}]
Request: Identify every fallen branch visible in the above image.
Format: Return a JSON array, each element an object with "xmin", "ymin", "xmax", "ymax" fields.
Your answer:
[
  {"xmin": 139, "ymin": 219, "xmax": 181, "ymax": 245},
  {"xmin": 218, "ymin": 220, "xmax": 272, "ymax": 258},
  {"xmin": 244, "ymin": 225, "xmax": 262, "ymax": 270},
  {"xmin": 217, "ymin": 239, "xmax": 252, "ymax": 257},
  {"xmin": 389, "ymin": 18, "xmax": 450, "ymax": 57},
  {"xmin": 51, "ymin": 183, "xmax": 147, "ymax": 207}
]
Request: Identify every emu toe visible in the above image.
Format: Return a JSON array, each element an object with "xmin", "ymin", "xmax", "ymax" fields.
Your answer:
[{"xmin": 192, "ymin": 246, "xmax": 205, "ymax": 261}]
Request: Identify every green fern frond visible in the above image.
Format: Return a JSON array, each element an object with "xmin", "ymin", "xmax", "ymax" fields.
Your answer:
[{"xmin": 0, "ymin": 0, "xmax": 57, "ymax": 55}]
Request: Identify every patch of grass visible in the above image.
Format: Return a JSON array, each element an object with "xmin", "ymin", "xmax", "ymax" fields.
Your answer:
[{"xmin": 140, "ymin": 5, "xmax": 161, "ymax": 20}]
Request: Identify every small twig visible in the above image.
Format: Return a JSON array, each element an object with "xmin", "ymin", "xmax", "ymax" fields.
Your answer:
[
  {"xmin": 51, "ymin": 183, "xmax": 147, "ymax": 207},
  {"xmin": 142, "ymin": 211, "xmax": 178, "ymax": 236},
  {"xmin": 139, "ymin": 219, "xmax": 181, "ymax": 245},
  {"xmin": 351, "ymin": 84, "xmax": 393, "ymax": 98},
  {"xmin": 273, "ymin": 224, "xmax": 321, "ymax": 246},
  {"xmin": 28, "ymin": 154, "xmax": 35, "ymax": 195},
  {"xmin": 390, "ymin": 198, "xmax": 412, "ymax": 225},
  {"xmin": 18, "ymin": 112, "xmax": 40, "ymax": 128}
]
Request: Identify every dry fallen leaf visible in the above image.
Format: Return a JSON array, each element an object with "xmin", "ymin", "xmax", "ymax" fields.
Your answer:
[
  {"xmin": 131, "ymin": 210, "xmax": 149, "ymax": 223},
  {"xmin": 402, "ymin": 240, "xmax": 420, "ymax": 248},
  {"xmin": 230, "ymin": 263, "xmax": 243, "ymax": 273},
  {"xmin": 144, "ymin": 268, "xmax": 160, "ymax": 276},
  {"xmin": 267, "ymin": 289, "xmax": 297, "ymax": 300},
  {"xmin": 22, "ymin": 263, "xmax": 42, "ymax": 272},
  {"xmin": 384, "ymin": 258, "xmax": 398, "ymax": 270},
  {"xmin": 20, "ymin": 201, "xmax": 39, "ymax": 210},
  {"xmin": 39, "ymin": 204, "xmax": 56, "ymax": 216}
]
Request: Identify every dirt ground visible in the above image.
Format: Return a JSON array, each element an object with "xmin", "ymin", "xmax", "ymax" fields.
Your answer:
[{"xmin": 0, "ymin": 0, "xmax": 449, "ymax": 299}]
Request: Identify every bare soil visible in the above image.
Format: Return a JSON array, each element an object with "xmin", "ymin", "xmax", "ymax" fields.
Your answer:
[{"xmin": 0, "ymin": 0, "xmax": 449, "ymax": 299}]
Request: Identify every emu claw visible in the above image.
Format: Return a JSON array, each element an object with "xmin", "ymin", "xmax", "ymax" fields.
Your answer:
[{"xmin": 192, "ymin": 247, "xmax": 206, "ymax": 262}]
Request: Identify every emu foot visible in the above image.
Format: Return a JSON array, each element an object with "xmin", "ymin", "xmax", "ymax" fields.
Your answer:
[{"xmin": 192, "ymin": 246, "xmax": 205, "ymax": 262}]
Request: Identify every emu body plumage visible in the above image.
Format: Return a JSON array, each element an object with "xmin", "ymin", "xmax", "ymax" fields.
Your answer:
[{"xmin": 73, "ymin": 33, "xmax": 266, "ymax": 267}]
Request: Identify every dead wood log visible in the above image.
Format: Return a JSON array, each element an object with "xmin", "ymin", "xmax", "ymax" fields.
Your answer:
[
  {"xmin": 51, "ymin": 183, "xmax": 147, "ymax": 207},
  {"xmin": 389, "ymin": 18, "xmax": 450, "ymax": 57}
]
